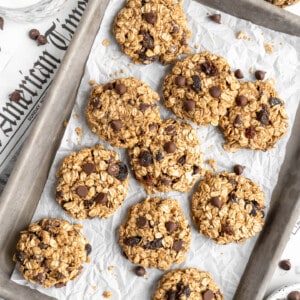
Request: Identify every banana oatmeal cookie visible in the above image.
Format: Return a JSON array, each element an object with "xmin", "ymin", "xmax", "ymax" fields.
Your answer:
[
  {"xmin": 119, "ymin": 197, "xmax": 191, "ymax": 270},
  {"xmin": 152, "ymin": 268, "xmax": 224, "ymax": 300},
  {"xmin": 129, "ymin": 118, "xmax": 204, "ymax": 194},
  {"xmin": 113, "ymin": 0, "xmax": 191, "ymax": 64},
  {"xmin": 265, "ymin": 0, "xmax": 300, "ymax": 7},
  {"xmin": 13, "ymin": 218, "xmax": 91, "ymax": 288},
  {"xmin": 86, "ymin": 77, "xmax": 161, "ymax": 148},
  {"xmin": 56, "ymin": 144, "xmax": 129, "ymax": 219},
  {"xmin": 163, "ymin": 51, "xmax": 240, "ymax": 126},
  {"xmin": 219, "ymin": 80, "xmax": 288, "ymax": 152},
  {"xmin": 191, "ymin": 171, "xmax": 265, "ymax": 244}
]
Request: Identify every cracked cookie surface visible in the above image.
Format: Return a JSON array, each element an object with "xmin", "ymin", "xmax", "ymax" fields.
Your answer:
[
  {"xmin": 129, "ymin": 118, "xmax": 203, "ymax": 194},
  {"xmin": 86, "ymin": 77, "xmax": 161, "ymax": 148},
  {"xmin": 163, "ymin": 51, "xmax": 240, "ymax": 126},
  {"xmin": 219, "ymin": 80, "xmax": 288, "ymax": 152},
  {"xmin": 56, "ymin": 144, "xmax": 129, "ymax": 219},
  {"xmin": 13, "ymin": 218, "xmax": 90, "ymax": 288},
  {"xmin": 119, "ymin": 197, "xmax": 191, "ymax": 270},
  {"xmin": 152, "ymin": 268, "xmax": 224, "ymax": 300},
  {"xmin": 191, "ymin": 171, "xmax": 265, "ymax": 244},
  {"xmin": 113, "ymin": 0, "xmax": 191, "ymax": 64}
]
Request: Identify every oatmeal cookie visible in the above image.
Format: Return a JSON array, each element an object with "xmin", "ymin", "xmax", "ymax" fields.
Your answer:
[
  {"xmin": 113, "ymin": 0, "xmax": 191, "ymax": 64},
  {"xmin": 86, "ymin": 77, "xmax": 161, "ymax": 148},
  {"xmin": 219, "ymin": 80, "xmax": 288, "ymax": 152},
  {"xmin": 129, "ymin": 118, "xmax": 204, "ymax": 194},
  {"xmin": 56, "ymin": 144, "xmax": 129, "ymax": 219},
  {"xmin": 13, "ymin": 218, "xmax": 91, "ymax": 288},
  {"xmin": 265, "ymin": 0, "xmax": 300, "ymax": 7},
  {"xmin": 152, "ymin": 268, "xmax": 224, "ymax": 300},
  {"xmin": 191, "ymin": 171, "xmax": 265, "ymax": 244},
  {"xmin": 163, "ymin": 51, "xmax": 240, "ymax": 126},
  {"xmin": 119, "ymin": 197, "xmax": 191, "ymax": 270}
]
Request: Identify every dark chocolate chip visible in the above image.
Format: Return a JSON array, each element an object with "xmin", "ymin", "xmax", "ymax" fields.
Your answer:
[
  {"xmin": 94, "ymin": 192, "xmax": 108, "ymax": 205},
  {"xmin": 222, "ymin": 224, "xmax": 234, "ymax": 235},
  {"xmin": 184, "ymin": 99, "xmax": 195, "ymax": 112},
  {"xmin": 155, "ymin": 151, "xmax": 163, "ymax": 161},
  {"xmin": 135, "ymin": 266, "xmax": 146, "ymax": 276},
  {"xmin": 85, "ymin": 243, "xmax": 92, "ymax": 255},
  {"xmin": 54, "ymin": 282, "xmax": 66, "ymax": 288},
  {"xmin": 136, "ymin": 216, "xmax": 148, "ymax": 228},
  {"xmin": 15, "ymin": 251, "xmax": 26, "ymax": 264},
  {"xmin": 9, "ymin": 90, "xmax": 21, "ymax": 102},
  {"xmin": 234, "ymin": 69, "xmax": 244, "ymax": 79},
  {"xmin": 165, "ymin": 125, "xmax": 177, "ymax": 136},
  {"xmin": 209, "ymin": 86, "xmax": 221, "ymax": 98},
  {"xmin": 161, "ymin": 178, "xmax": 172, "ymax": 186},
  {"xmin": 138, "ymin": 52, "xmax": 158, "ymax": 62},
  {"xmin": 193, "ymin": 165, "xmax": 201, "ymax": 175},
  {"xmin": 268, "ymin": 97, "xmax": 282, "ymax": 107},
  {"xmin": 245, "ymin": 126, "xmax": 255, "ymax": 139},
  {"xmin": 56, "ymin": 190, "xmax": 63, "ymax": 200},
  {"xmin": 0, "ymin": 17, "xmax": 4, "ymax": 30},
  {"xmin": 228, "ymin": 192, "xmax": 238, "ymax": 203},
  {"xmin": 172, "ymin": 240, "xmax": 183, "ymax": 251},
  {"xmin": 233, "ymin": 164, "xmax": 245, "ymax": 175},
  {"xmin": 107, "ymin": 163, "xmax": 120, "ymax": 176},
  {"xmin": 116, "ymin": 162, "xmax": 128, "ymax": 181},
  {"xmin": 201, "ymin": 61, "xmax": 218, "ymax": 76},
  {"xmin": 115, "ymin": 83, "xmax": 127, "ymax": 95},
  {"xmin": 143, "ymin": 174, "xmax": 154, "ymax": 185},
  {"xmin": 141, "ymin": 0, "xmax": 146, "ymax": 5},
  {"xmin": 191, "ymin": 75, "xmax": 202, "ymax": 92},
  {"xmin": 139, "ymin": 151, "xmax": 153, "ymax": 167},
  {"xmin": 165, "ymin": 221, "xmax": 177, "ymax": 232},
  {"xmin": 182, "ymin": 286, "xmax": 191, "ymax": 297},
  {"xmin": 203, "ymin": 289, "xmax": 215, "ymax": 300},
  {"xmin": 124, "ymin": 236, "xmax": 142, "ymax": 246},
  {"xmin": 211, "ymin": 196, "xmax": 222, "ymax": 208},
  {"xmin": 76, "ymin": 185, "xmax": 88, "ymax": 197},
  {"xmin": 248, "ymin": 201, "xmax": 257, "ymax": 216},
  {"xmin": 103, "ymin": 82, "xmax": 114, "ymax": 91},
  {"xmin": 82, "ymin": 163, "xmax": 95, "ymax": 175},
  {"xmin": 149, "ymin": 122, "xmax": 158, "ymax": 131},
  {"xmin": 37, "ymin": 35, "xmax": 47, "ymax": 46},
  {"xmin": 287, "ymin": 291, "xmax": 300, "ymax": 300},
  {"xmin": 35, "ymin": 273, "xmax": 46, "ymax": 283},
  {"xmin": 177, "ymin": 155, "xmax": 186, "ymax": 165},
  {"xmin": 234, "ymin": 115, "xmax": 243, "ymax": 127},
  {"xmin": 139, "ymin": 103, "xmax": 151, "ymax": 112},
  {"xmin": 256, "ymin": 105, "xmax": 270, "ymax": 125},
  {"xmin": 144, "ymin": 237, "xmax": 163, "ymax": 249},
  {"xmin": 209, "ymin": 13, "xmax": 221, "ymax": 24},
  {"xmin": 164, "ymin": 142, "xmax": 176, "ymax": 153},
  {"xmin": 171, "ymin": 24, "xmax": 180, "ymax": 34},
  {"xmin": 29, "ymin": 29, "xmax": 40, "ymax": 40},
  {"xmin": 84, "ymin": 199, "xmax": 94, "ymax": 208},
  {"xmin": 175, "ymin": 75, "xmax": 186, "ymax": 87},
  {"xmin": 278, "ymin": 259, "xmax": 291, "ymax": 270},
  {"xmin": 141, "ymin": 30, "xmax": 154, "ymax": 50},
  {"xmin": 91, "ymin": 99, "xmax": 102, "ymax": 109},
  {"xmin": 166, "ymin": 290, "xmax": 176, "ymax": 300},
  {"xmin": 143, "ymin": 12, "xmax": 157, "ymax": 24},
  {"xmin": 255, "ymin": 70, "xmax": 266, "ymax": 80},
  {"xmin": 110, "ymin": 119, "xmax": 122, "ymax": 131},
  {"xmin": 39, "ymin": 242, "xmax": 49, "ymax": 249},
  {"xmin": 236, "ymin": 95, "xmax": 248, "ymax": 106}
]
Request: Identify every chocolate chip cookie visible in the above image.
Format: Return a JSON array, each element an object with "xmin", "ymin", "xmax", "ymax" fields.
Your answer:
[
  {"xmin": 219, "ymin": 80, "xmax": 288, "ymax": 152},
  {"xmin": 163, "ymin": 51, "xmax": 240, "ymax": 126},
  {"xmin": 13, "ymin": 218, "xmax": 91, "ymax": 288},
  {"xmin": 119, "ymin": 197, "xmax": 191, "ymax": 270},
  {"xmin": 265, "ymin": 0, "xmax": 300, "ymax": 7},
  {"xmin": 152, "ymin": 268, "xmax": 224, "ymax": 300},
  {"xmin": 56, "ymin": 144, "xmax": 129, "ymax": 219},
  {"xmin": 129, "ymin": 118, "xmax": 203, "ymax": 194},
  {"xmin": 86, "ymin": 77, "xmax": 161, "ymax": 148},
  {"xmin": 113, "ymin": 0, "xmax": 191, "ymax": 64},
  {"xmin": 191, "ymin": 171, "xmax": 265, "ymax": 244}
]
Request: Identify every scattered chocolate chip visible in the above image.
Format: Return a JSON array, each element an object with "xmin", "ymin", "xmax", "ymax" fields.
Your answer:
[
  {"xmin": 256, "ymin": 104, "xmax": 270, "ymax": 125},
  {"xmin": 164, "ymin": 141, "xmax": 177, "ymax": 153},
  {"xmin": 201, "ymin": 61, "xmax": 218, "ymax": 76},
  {"xmin": 139, "ymin": 103, "xmax": 151, "ymax": 112},
  {"xmin": 144, "ymin": 238, "xmax": 163, "ymax": 249},
  {"xmin": 233, "ymin": 164, "xmax": 245, "ymax": 175},
  {"xmin": 165, "ymin": 221, "xmax": 177, "ymax": 232},
  {"xmin": 107, "ymin": 163, "xmax": 120, "ymax": 176},
  {"xmin": 278, "ymin": 259, "xmax": 291, "ymax": 270},
  {"xmin": 103, "ymin": 82, "xmax": 114, "ymax": 91},
  {"xmin": 134, "ymin": 266, "xmax": 146, "ymax": 276},
  {"xmin": 116, "ymin": 162, "xmax": 128, "ymax": 181},
  {"xmin": 255, "ymin": 70, "xmax": 266, "ymax": 80},
  {"xmin": 143, "ymin": 174, "xmax": 154, "ymax": 185},
  {"xmin": 110, "ymin": 120, "xmax": 122, "ymax": 131},
  {"xmin": 143, "ymin": 12, "xmax": 157, "ymax": 24},
  {"xmin": 172, "ymin": 240, "xmax": 183, "ymax": 251},
  {"xmin": 175, "ymin": 75, "xmax": 186, "ymax": 87},
  {"xmin": 191, "ymin": 75, "xmax": 202, "ymax": 92},
  {"xmin": 203, "ymin": 289, "xmax": 215, "ymax": 300},
  {"xmin": 165, "ymin": 125, "xmax": 177, "ymax": 136},
  {"xmin": 236, "ymin": 95, "xmax": 248, "ymax": 106},
  {"xmin": 222, "ymin": 224, "xmax": 234, "ymax": 235},
  {"xmin": 115, "ymin": 83, "xmax": 127, "ymax": 95},
  {"xmin": 141, "ymin": 30, "xmax": 154, "ymax": 49},
  {"xmin": 54, "ymin": 282, "xmax": 66, "ymax": 288},
  {"xmin": 38, "ymin": 242, "xmax": 49, "ymax": 249},
  {"xmin": 268, "ymin": 97, "xmax": 282, "ymax": 107},
  {"xmin": 155, "ymin": 151, "xmax": 163, "ymax": 161},
  {"xmin": 37, "ymin": 35, "xmax": 47, "ymax": 46},
  {"xmin": 211, "ymin": 196, "xmax": 222, "ymax": 208},
  {"xmin": 184, "ymin": 99, "xmax": 195, "ymax": 112},
  {"xmin": 193, "ymin": 165, "xmax": 201, "ymax": 175},
  {"xmin": 29, "ymin": 29, "xmax": 40, "ymax": 40},
  {"xmin": 92, "ymin": 99, "xmax": 102, "ymax": 109},
  {"xmin": 149, "ymin": 122, "xmax": 158, "ymax": 131},
  {"xmin": 234, "ymin": 115, "xmax": 243, "ymax": 127},
  {"xmin": 161, "ymin": 178, "xmax": 172, "ymax": 186},
  {"xmin": 139, "ymin": 151, "xmax": 153, "ymax": 167},
  {"xmin": 177, "ymin": 155, "xmax": 186, "ymax": 165},
  {"xmin": 35, "ymin": 273, "xmax": 46, "ymax": 283},
  {"xmin": 15, "ymin": 251, "xmax": 26, "ymax": 264},
  {"xmin": 82, "ymin": 163, "xmax": 95, "ymax": 175},
  {"xmin": 234, "ymin": 69, "xmax": 244, "ymax": 79},
  {"xmin": 94, "ymin": 192, "xmax": 108, "ymax": 204},
  {"xmin": 209, "ymin": 13, "xmax": 221, "ymax": 24},
  {"xmin": 136, "ymin": 216, "xmax": 148, "ymax": 228},
  {"xmin": 85, "ymin": 243, "xmax": 92, "ymax": 255},
  {"xmin": 287, "ymin": 291, "xmax": 300, "ymax": 300},
  {"xmin": 76, "ymin": 185, "xmax": 88, "ymax": 197},
  {"xmin": 124, "ymin": 236, "xmax": 142, "ymax": 246},
  {"xmin": 0, "ymin": 17, "xmax": 4, "ymax": 30},
  {"xmin": 9, "ymin": 90, "xmax": 21, "ymax": 102},
  {"xmin": 245, "ymin": 126, "xmax": 255, "ymax": 139},
  {"xmin": 209, "ymin": 86, "xmax": 221, "ymax": 98},
  {"xmin": 166, "ymin": 290, "xmax": 176, "ymax": 300}
]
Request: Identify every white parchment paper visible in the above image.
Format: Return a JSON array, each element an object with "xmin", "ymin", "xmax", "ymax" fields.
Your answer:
[{"xmin": 11, "ymin": 0, "xmax": 300, "ymax": 299}]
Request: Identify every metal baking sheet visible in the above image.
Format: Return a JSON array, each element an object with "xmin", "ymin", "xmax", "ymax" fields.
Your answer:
[{"xmin": 0, "ymin": 0, "xmax": 300, "ymax": 299}]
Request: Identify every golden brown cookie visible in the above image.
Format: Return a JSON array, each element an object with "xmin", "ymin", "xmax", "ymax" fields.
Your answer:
[{"xmin": 265, "ymin": 0, "xmax": 300, "ymax": 7}]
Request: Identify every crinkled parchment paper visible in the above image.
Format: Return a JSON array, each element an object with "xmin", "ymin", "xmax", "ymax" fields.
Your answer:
[{"xmin": 11, "ymin": 0, "xmax": 300, "ymax": 299}]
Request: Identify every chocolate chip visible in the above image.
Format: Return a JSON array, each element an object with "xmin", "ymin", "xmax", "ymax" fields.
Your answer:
[
  {"xmin": 209, "ymin": 13, "xmax": 221, "ymax": 24},
  {"xmin": 116, "ymin": 162, "xmax": 128, "ymax": 181},
  {"xmin": 136, "ymin": 216, "xmax": 148, "ymax": 228},
  {"xmin": 161, "ymin": 178, "xmax": 172, "ymax": 186},
  {"xmin": 85, "ymin": 243, "xmax": 92, "ymax": 255},
  {"xmin": 175, "ymin": 75, "xmax": 186, "ymax": 87},
  {"xmin": 287, "ymin": 291, "xmax": 300, "ymax": 300},
  {"xmin": 233, "ymin": 164, "xmax": 245, "ymax": 175},
  {"xmin": 182, "ymin": 286, "xmax": 191, "ymax": 297},
  {"xmin": 211, "ymin": 196, "xmax": 222, "ymax": 208},
  {"xmin": 141, "ymin": 30, "xmax": 154, "ymax": 49},
  {"xmin": 222, "ymin": 224, "xmax": 234, "ymax": 235},
  {"xmin": 176, "ymin": 282, "xmax": 191, "ymax": 297},
  {"xmin": 139, "ymin": 151, "xmax": 153, "ymax": 167},
  {"xmin": 209, "ymin": 86, "xmax": 221, "ymax": 98},
  {"xmin": 76, "ymin": 185, "xmax": 88, "ymax": 197},
  {"xmin": 165, "ymin": 221, "xmax": 177, "ymax": 232},
  {"xmin": 184, "ymin": 99, "xmax": 195, "ymax": 112},
  {"xmin": 143, "ymin": 174, "xmax": 154, "ymax": 185},
  {"xmin": 236, "ymin": 95, "xmax": 248, "ymax": 106},
  {"xmin": 29, "ymin": 29, "xmax": 40, "ymax": 40},
  {"xmin": 234, "ymin": 115, "xmax": 243, "ymax": 127},
  {"xmin": 9, "ymin": 90, "xmax": 21, "ymax": 102},
  {"xmin": 84, "ymin": 199, "xmax": 94, "ymax": 208},
  {"xmin": 82, "ymin": 163, "xmax": 95, "ymax": 175},
  {"xmin": 191, "ymin": 75, "xmax": 202, "ymax": 92},
  {"xmin": 94, "ymin": 192, "xmax": 108, "ymax": 204},
  {"xmin": 234, "ymin": 69, "xmax": 244, "ymax": 79},
  {"xmin": 35, "ymin": 273, "xmax": 46, "ymax": 283},
  {"xmin": 228, "ymin": 192, "xmax": 238, "ymax": 203},
  {"xmin": 201, "ymin": 61, "xmax": 218, "ymax": 76},
  {"xmin": 268, "ymin": 97, "xmax": 282, "ymax": 107},
  {"xmin": 39, "ymin": 242, "xmax": 48, "ymax": 249},
  {"xmin": 193, "ymin": 165, "xmax": 201, "ymax": 175},
  {"xmin": 165, "ymin": 125, "xmax": 177, "ymax": 136},
  {"xmin": 164, "ymin": 142, "xmax": 176, "ymax": 153},
  {"xmin": 171, "ymin": 23, "xmax": 180, "ymax": 34},
  {"xmin": 177, "ymin": 155, "xmax": 186, "ymax": 165},
  {"xmin": 115, "ymin": 83, "xmax": 127, "ymax": 95},
  {"xmin": 155, "ymin": 151, "xmax": 163, "ymax": 161},
  {"xmin": 103, "ymin": 82, "xmax": 114, "ymax": 91},
  {"xmin": 141, "ymin": 0, "xmax": 146, "ymax": 5},
  {"xmin": 245, "ymin": 126, "xmax": 255, "ymax": 139},
  {"xmin": 143, "ymin": 12, "xmax": 157, "ymax": 24},
  {"xmin": 144, "ymin": 238, "xmax": 163, "ymax": 249},
  {"xmin": 92, "ymin": 99, "xmax": 102, "ymax": 109},
  {"xmin": 166, "ymin": 290, "xmax": 176, "ymax": 300},
  {"xmin": 134, "ymin": 266, "xmax": 146, "ymax": 276},
  {"xmin": 256, "ymin": 105, "xmax": 270, "ymax": 125},
  {"xmin": 15, "ymin": 251, "xmax": 26, "ymax": 264},
  {"xmin": 138, "ymin": 52, "xmax": 158, "ymax": 62},
  {"xmin": 149, "ymin": 122, "xmax": 158, "ymax": 131},
  {"xmin": 255, "ymin": 70, "xmax": 266, "ymax": 80},
  {"xmin": 203, "ymin": 289, "xmax": 215, "ymax": 300},
  {"xmin": 37, "ymin": 35, "xmax": 47, "ymax": 46},
  {"xmin": 278, "ymin": 259, "xmax": 291, "ymax": 270},
  {"xmin": 107, "ymin": 163, "xmax": 120, "ymax": 176},
  {"xmin": 139, "ymin": 103, "xmax": 151, "ymax": 112},
  {"xmin": 110, "ymin": 120, "xmax": 122, "ymax": 131},
  {"xmin": 172, "ymin": 240, "xmax": 183, "ymax": 251},
  {"xmin": 124, "ymin": 236, "xmax": 142, "ymax": 246},
  {"xmin": 54, "ymin": 282, "xmax": 66, "ymax": 288},
  {"xmin": 248, "ymin": 201, "xmax": 257, "ymax": 216},
  {"xmin": 0, "ymin": 17, "xmax": 4, "ymax": 30}
]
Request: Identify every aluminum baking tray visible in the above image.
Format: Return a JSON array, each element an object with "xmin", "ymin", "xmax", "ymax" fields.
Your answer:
[{"xmin": 0, "ymin": 0, "xmax": 300, "ymax": 299}]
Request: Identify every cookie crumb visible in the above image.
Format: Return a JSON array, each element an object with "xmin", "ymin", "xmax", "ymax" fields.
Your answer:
[
  {"xmin": 92, "ymin": 285, "xmax": 97, "ymax": 291},
  {"xmin": 108, "ymin": 266, "xmax": 115, "ymax": 271},
  {"xmin": 63, "ymin": 121, "xmax": 68, "ymax": 127},
  {"xmin": 194, "ymin": 44, "xmax": 200, "ymax": 49},
  {"xmin": 73, "ymin": 114, "xmax": 79, "ymax": 119},
  {"xmin": 75, "ymin": 127, "xmax": 83, "ymax": 136},
  {"xmin": 120, "ymin": 68, "xmax": 126, "ymax": 74},
  {"xmin": 236, "ymin": 31, "xmax": 251, "ymax": 41},
  {"xmin": 264, "ymin": 43, "xmax": 274, "ymax": 54},
  {"xmin": 102, "ymin": 39, "xmax": 110, "ymax": 46},
  {"xmin": 89, "ymin": 79, "xmax": 96, "ymax": 86},
  {"xmin": 103, "ymin": 291, "xmax": 112, "ymax": 298},
  {"xmin": 249, "ymin": 66, "xmax": 254, "ymax": 74},
  {"xmin": 206, "ymin": 159, "xmax": 217, "ymax": 171}
]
